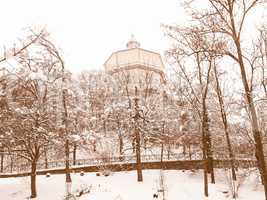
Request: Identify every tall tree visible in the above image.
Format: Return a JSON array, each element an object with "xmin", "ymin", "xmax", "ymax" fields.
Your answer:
[
  {"xmin": 212, "ymin": 61, "xmax": 236, "ymax": 181},
  {"xmin": 37, "ymin": 33, "xmax": 73, "ymax": 196},
  {"xmin": 178, "ymin": 0, "xmax": 267, "ymax": 198},
  {"xmin": 164, "ymin": 25, "xmax": 217, "ymax": 195},
  {"xmin": 3, "ymin": 31, "xmax": 60, "ymax": 198},
  {"xmin": 134, "ymin": 86, "xmax": 143, "ymax": 182}
]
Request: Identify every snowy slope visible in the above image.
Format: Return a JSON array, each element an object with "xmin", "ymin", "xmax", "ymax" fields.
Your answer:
[{"xmin": 0, "ymin": 169, "xmax": 264, "ymax": 200}]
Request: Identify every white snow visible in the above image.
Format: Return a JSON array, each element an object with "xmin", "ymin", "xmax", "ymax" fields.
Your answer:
[
  {"xmin": 28, "ymin": 70, "xmax": 47, "ymax": 82},
  {"xmin": 0, "ymin": 169, "xmax": 264, "ymax": 200}
]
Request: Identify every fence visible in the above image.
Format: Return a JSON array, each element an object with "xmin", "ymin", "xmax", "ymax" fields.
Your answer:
[{"xmin": 0, "ymin": 152, "xmax": 256, "ymax": 174}]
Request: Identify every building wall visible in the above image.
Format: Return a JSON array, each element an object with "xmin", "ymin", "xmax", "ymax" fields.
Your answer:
[{"xmin": 110, "ymin": 66, "xmax": 165, "ymax": 97}]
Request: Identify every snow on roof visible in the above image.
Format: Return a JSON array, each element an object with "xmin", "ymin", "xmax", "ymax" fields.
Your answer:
[{"xmin": 104, "ymin": 47, "xmax": 165, "ymax": 74}]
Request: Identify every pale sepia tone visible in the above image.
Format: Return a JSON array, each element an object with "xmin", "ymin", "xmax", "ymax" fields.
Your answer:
[{"xmin": 0, "ymin": 1, "xmax": 267, "ymax": 200}]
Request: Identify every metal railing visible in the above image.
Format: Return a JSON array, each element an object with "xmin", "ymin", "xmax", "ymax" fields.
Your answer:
[{"xmin": 0, "ymin": 152, "xmax": 256, "ymax": 174}]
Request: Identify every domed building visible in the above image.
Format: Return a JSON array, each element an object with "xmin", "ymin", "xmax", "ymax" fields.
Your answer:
[{"xmin": 104, "ymin": 36, "xmax": 166, "ymax": 97}]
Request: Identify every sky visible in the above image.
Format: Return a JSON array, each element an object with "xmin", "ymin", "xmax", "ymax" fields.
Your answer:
[{"xmin": 0, "ymin": 0, "xmax": 185, "ymax": 74}]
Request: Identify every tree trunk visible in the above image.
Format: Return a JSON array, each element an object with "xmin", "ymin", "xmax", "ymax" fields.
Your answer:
[
  {"xmin": 167, "ymin": 137, "xmax": 170, "ymax": 160},
  {"xmin": 202, "ymin": 103, "xmax": 215, "ymax": 184},
  {"xmin": 30, "ymin": 160, "xmax": 37, "ymax": 198},
  {"xmin": 132, "ymin": 138, "xmax": 136, "ymax": 153},
  {"xmin": 10, "ymin": 155, "xmax": 13, "ymax": 173},
  {"xmin": 202, "ymin": 134, "xmax": 209, "ymax": 197},
  {"xmin": 92, "ymin": 141, "xmax": 96, "ymax": 152},
  {"xmin": 213, "ymin": 64, "xmax": 236, "ymax": 181},
  {"xmin": 65, "ymin": 139, "xmax": 72, "ymax": 195},
  {"xmin": 135, "ymin": 125, "xmax": 143, "ymax": 182},
  {"xmin": 183, "ymin": 144, "xmax": 186, "ymax": 157},
  {"xmin": 103, "ymin": 120, "xmax": 107, "ymax": 137},
  {"xmin": 62, "ymin": 89, "xmax": 72, "ymax": 195},
  {"xmin": 44, "ymin": 148, "xmax": 48, "ymax": 169},
  {"xmin": 119, "ymin": 134, "xmax": 123, "ymax": 157},
  {"xmin": 134, "ymin": 86, "xmax": 143, "ymax": 182},
  {"xmin": 0, "ymin": 152, "xmax": 4, "ymax": 173},
  {"xmin": 196, "ymin": 52, "xmax": 214, "ymax": 184},
  {"xmin": 237, "ymin": 47, "xmax": 267, "ymax": 197},
  {"xmin": 73, "ymin": 144, "xmax": 77, "ymax": 166},
  {"xmin": 117, "ymin": 120, "xmax": 124, "ymax": 157},
  {"xmin": 188, "ymin": 144, "xmax": 192, "ymax": 160},
  {"xmin": 161, "ymin": 122, "xmax": 165, "ymax": 163},
  {"xmin": 161, "ymin": 142, "xmax": 164, "ymax": 164},
  {"xmin": 228, "ymin": 6, "xmax": 267, "ymax": 198},
  {"xmin": 61, "ymin": 57, "xmax": 72, "ymax": 196},
  {"xmin": 203, "ymin": 161, "xmax": 209, "ymax": 197}
]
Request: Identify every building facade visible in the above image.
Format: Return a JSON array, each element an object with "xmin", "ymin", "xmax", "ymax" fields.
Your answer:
[{"xmin": 104, "ymin": 37, "xmax": 166, "ymax": 97}]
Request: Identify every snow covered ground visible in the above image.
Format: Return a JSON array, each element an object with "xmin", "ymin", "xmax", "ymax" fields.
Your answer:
[{"xmin": 0, "ymin": 169, "xmax": 264, "ymax": 200}]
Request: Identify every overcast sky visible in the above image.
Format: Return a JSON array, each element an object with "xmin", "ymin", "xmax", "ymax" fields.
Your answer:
[{"xmin": 0, "ymin": 0, "xmax": 185, "ymax": 73}]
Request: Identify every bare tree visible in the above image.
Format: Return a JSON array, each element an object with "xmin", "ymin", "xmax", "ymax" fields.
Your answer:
[
  {"xmin": 134, "ymin": 86, "xmax": 143, "ymax": 182},
  {"xmin": 36, "ymin": 33, "xmax": 74, "ymax": 196},
  {"xmin": 164, "ymin": 25, "xmax": 217, "ymax": 196},
  {"xmin": 0, "ymin": 29, "xmax": 45, "ymax": 64},
  {"xmin": 212, "ymin": 60, "xmax": 237, "ymax": 181},
  {"xmin": 3, "ymin": 33, "xmax": 61, "ymax": 198},
  {"xmin": 168, "ymin": 0, "xmax": 267, "ymax": 198},
  {"xmin": 257, "ymin": 25, "xmax": 267, "ymax": 99}
]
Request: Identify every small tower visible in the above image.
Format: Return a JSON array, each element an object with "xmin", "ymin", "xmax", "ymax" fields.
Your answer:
[{"xmin": 126, "ymin": 35, "xmax": 140, "ymax": 49}]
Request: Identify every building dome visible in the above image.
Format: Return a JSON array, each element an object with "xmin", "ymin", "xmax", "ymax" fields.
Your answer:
[{"xmin": 104, "ymin": 37, "xmax": 165, "ymax": 79}]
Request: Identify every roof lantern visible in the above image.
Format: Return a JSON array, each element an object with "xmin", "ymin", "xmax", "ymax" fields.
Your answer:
[{"xmin": 126, "ymin": 34, "xmax": 140, "ymax": 49}]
